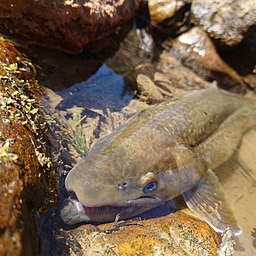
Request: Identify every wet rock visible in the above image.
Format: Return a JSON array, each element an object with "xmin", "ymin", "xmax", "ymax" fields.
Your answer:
[
  {"xmin": 167, "ymin": 27, "xmax": 245, "ymax": 89},
  {"xmin": 217, "ymin": 229, "xmax": 235, "ymax": 256},
  {"xmin": 147, "ymin": 0, "xmax": 191, "ymax": 36},
  {"xmin": 191, "ymin": 0, "xmax": 256, "ymax": 48},
  {"xmin": 156, "ymin": 50, "xmax": 209, "ymax": 95},
  {"xmin": 136, "ymin": 28, "xmax": 155, "ymax": 60},
  {"xmin": 106, "ymin": 28, "xmax": 209, "ymax": 98},
  {"xmin": 136, "ymin": 73, "xmax": 163, "ymax": 102},
  {"xmin": 55, "ymin": 212, "xmax": 220, "ymax": 255},
  {"xmin": 0, "ymin": 0, "xmax": 143, "ymax": 53},
  {"xmin": 148, "ymin": 0, "xmax": 191, "ymax": 24},
  {"xmin": 0, "ymin": 37, "xmax": 57, "ymax": 255},
  {"xmin": 219, "ymin": 34, "xmax": 256, "ymax": 90},
  {"xmin": 244, "ymin": 74, "xmax": 256, "ymax": 90}
]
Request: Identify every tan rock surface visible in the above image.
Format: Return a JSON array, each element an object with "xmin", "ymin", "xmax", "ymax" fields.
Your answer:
[{"xmin": 64, "ymin": 212, "xmax": 220, "ymax": 255}]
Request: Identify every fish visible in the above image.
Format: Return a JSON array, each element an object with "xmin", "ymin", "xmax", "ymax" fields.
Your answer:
[{"xmin": 60, "ymin": 84, "xmax": 256, "ymax": 235}]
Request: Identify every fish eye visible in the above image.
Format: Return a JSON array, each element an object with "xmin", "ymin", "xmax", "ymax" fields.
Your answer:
[
  {"xmin": 139, "ymin": 172, "xmax": 158, "ymax": 193},
  {"xmin": 143, "ymin": 181, "xmax": 157, "ymax": 193}
]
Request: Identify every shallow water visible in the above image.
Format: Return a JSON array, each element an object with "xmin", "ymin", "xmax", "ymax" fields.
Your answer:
[
  {"xmin": 13, "ymin": 27, "xmax": 256, "ymax": 255},
  {"xmin": 216, "ymin": 128, "xmax": 256, "ymax": 255},
  {"xmin": 41, "ymin": 65, "xmax": 256, "ymax": 255}
]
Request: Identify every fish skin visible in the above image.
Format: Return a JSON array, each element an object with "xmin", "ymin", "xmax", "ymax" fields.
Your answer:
[{"xmin": 60, "ymin": 85, "xmax": 255, "ymax": 234}]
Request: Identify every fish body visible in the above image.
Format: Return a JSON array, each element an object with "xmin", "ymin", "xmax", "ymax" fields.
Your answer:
[{"xmin": 60, "ymin": 85, "xmax": 256, "ymax": 234}]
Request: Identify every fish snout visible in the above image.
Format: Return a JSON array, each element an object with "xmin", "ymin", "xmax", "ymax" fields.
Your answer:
[{"xmin": 59, "ymin": 196, "xmax": 90, "ymax": 225}]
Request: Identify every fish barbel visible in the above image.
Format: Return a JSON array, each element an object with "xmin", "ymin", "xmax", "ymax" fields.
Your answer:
[{"xmin": 60, "ymin": 85, "xmax": 256, "ymax": 235}]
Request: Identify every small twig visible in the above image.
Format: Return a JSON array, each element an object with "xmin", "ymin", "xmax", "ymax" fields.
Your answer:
[
  {"xmin": 106, "ymin": 245, "xmax": 119, "ymax": 256},
  {"xmin": 103, "ymin": 213, "xmax": 143, "ymax": 234}
]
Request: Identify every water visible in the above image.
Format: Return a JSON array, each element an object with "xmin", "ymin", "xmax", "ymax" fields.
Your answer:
[
  {"xmin": 14, "ymin": 27, "xmax": 256, "ymax": 255},
  {"xmin": 216, "ymin": 128, "xmax": 256, "ymax": 255}
]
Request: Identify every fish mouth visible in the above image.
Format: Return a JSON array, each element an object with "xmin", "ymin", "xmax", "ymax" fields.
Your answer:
[
  {"xmin": 60, "ymin": 193, "xmax": 165, "ymax": 225},
  {"xmin": 70, "ymin": 192, "xmax": 124, "ymax": 214}
]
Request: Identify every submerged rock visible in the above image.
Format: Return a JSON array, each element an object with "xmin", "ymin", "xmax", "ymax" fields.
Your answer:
[
  {"xmin": 156, "ymin": 50, "xmax": 209, "ymax": 94},
  {"xmin": 167, "ymin": 27, "xmax": 245, "ymax": 89},
  {"xmin": 0, "ymin": 37, "xmax": 57, "ymax": 255},
  {"xmin": 0, "ymin": 0, "xmax": 143, "ymax": 53},
  {"xmin": 136, "ymin": 73, "xmax": 163, "ymax": 102}
]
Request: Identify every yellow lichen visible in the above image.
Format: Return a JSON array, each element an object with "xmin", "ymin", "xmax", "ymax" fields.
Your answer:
[{"xmin": 0, "ymin": 139, "xmax": 18, "ymax": 162}]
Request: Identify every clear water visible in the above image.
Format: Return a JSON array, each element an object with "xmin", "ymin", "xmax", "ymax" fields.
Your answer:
[
  {"xmin": 216, "ymin": 128, "xmax": 256, "ymax": 255},
  {"xmin": 42, "ymin": 62, "xmax": 256, "ymax": 255},
  {"xmin": 14, "ymin": 28, "xmax": 256, "ymax": 255}
]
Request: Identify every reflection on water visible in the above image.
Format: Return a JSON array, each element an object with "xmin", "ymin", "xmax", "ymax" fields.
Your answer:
[{"xmin": 56, "ymin": 64, "xmax": 133, "ymax": 114}]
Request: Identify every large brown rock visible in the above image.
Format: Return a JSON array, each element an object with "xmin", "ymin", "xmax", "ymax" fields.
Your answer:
[
  {"xmin": 0, "ymin": 0, "xmax": 143, "ymax": 53},
  {"xmin": 0, "ymin": 38, "xmax": 57, "ymax": 256}
]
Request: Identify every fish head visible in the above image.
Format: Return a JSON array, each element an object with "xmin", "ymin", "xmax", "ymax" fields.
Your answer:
[
  {"xmin": 60, "ymin": 152, "xmax": 169, "ymax": 224},
  {"xmin": 60, "ymin": 143, "xmax": 204, "ymax": 225}
]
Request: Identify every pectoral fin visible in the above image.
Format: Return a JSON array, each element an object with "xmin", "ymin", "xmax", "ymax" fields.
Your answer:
[{"xmin": 182, "ymin": 169, "xmax": 242, "ymax": 235}]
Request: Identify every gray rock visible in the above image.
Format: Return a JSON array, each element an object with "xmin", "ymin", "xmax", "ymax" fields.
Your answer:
[{"xmin": 191, "ymin": 0, "xmax": 256, "ymax": 47}]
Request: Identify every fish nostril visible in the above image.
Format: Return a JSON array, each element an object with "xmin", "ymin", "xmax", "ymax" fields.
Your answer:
[{"xmin": 117, "ymin": 181, "xmax": 127, "ymax": 190}]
